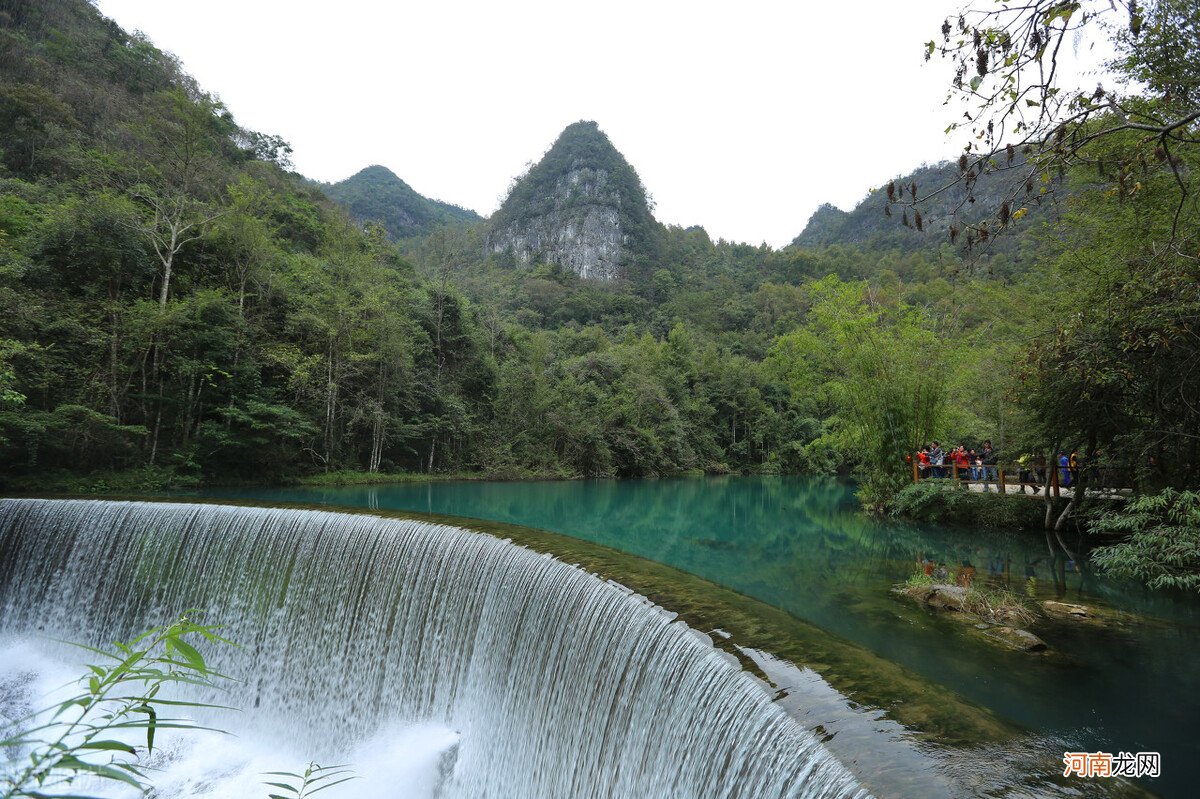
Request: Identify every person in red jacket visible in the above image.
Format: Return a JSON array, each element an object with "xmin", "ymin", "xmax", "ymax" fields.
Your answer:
[{"xmin": 954, "ymin": 445, "xmax": 971, "ymax": 484}]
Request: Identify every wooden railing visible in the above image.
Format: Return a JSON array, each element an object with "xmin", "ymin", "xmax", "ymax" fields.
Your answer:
[{"xmin": 909, "ymin": 459, "xmax": 1130, "ymax": 497}]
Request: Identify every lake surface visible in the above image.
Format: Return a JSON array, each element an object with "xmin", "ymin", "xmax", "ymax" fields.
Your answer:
[{"xmin": 196, "ymin": 476, "xmax": 1198, "ymax": 797}]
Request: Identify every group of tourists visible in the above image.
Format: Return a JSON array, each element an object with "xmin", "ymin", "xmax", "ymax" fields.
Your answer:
[
  {"xmin": 914, "ymin": 440, "xmax": 1003, "ymax": 491},
  {"xmin": 912, "ymin": 440, "xmax": 1081, "ymax": 492}
]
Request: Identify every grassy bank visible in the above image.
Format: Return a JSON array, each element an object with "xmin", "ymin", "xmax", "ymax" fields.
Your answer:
[
  {"xmin": 0, "ymin": 466, "xmax": 572, "ymax": 494},
  {"xmin": 0, "ymin": 467, "xmax": 201, "ymax": 496},
  {"xmin": 1, "ymin": 464, "xmax": 766, "ymax": 494},
  {"xmin": 295, "ymin": 467, "xmax": 581, "ymax": 486}
]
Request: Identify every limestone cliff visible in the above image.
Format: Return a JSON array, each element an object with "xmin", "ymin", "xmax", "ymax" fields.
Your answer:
[{"xmin": 487, "ymin": 121, "xmax": 657, "ymax": 281}]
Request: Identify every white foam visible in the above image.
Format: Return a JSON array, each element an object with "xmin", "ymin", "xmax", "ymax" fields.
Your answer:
[{"xmin": 0, "ymin": 637, "xmax": 460, "ymax": 799}]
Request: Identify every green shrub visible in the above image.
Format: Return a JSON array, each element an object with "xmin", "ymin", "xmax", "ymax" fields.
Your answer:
[
  {"xmin": 890, "ymin": 480, "xmax": 970, "ymax": 521},
  {"xmin": 889, "ymin": 480, "xmax": 1045, "ymax": 529},
  {"xmin": 1090, "ymin": 489, "xmax": 1200, "ymax": 592},
  {"xmin": 1, "ymin": 465, "xmax": 199, "ymax": 494}
]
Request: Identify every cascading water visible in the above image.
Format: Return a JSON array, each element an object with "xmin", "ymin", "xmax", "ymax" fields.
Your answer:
[{"xmin": 0, "ymin": 499, "xmax": 869, "ymax": 799}]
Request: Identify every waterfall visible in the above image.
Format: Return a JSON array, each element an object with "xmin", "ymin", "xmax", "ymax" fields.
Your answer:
[{"xmin": 0, "ymin": 499, "xmax": 868, "ymax": 799}]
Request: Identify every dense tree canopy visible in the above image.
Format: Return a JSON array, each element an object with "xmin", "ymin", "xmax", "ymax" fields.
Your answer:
[{"xmin": 0, "ymin": 0, "xmax": 1196, "ymax": 515}]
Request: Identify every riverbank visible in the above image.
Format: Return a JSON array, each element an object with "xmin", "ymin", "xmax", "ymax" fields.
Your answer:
[
  {"xmin": 0, "ymin": 465, "xmax": 743, "ymax": 495},
  {"xmin": 0, "ymin": 466, "xmax": 570, "ymax": 495}
]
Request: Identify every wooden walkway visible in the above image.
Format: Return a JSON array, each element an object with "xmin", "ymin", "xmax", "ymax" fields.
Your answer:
[{"xmin": 911, "ymin": 461, "xmax": 1131, "ymax": 500}]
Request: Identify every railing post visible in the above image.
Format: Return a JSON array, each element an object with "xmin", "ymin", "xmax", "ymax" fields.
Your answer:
[
  {"xmin": 998, "ymin": 466, "xmax": 1006, "ymax": 494},
  {"xmin": 912, "ymin": 460, "xmax": 919, "ymax": 484},
  {"xmin": 952, "ymin": 462, "xmax": 959, "ymax": 483},
  {"xmin": 1052, "ymin": 460, "xmax": 1060, "ymax": 498}
]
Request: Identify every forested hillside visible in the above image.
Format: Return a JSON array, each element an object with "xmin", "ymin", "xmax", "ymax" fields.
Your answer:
[
  {"xmin": 792, "ymin": 159, "xmax": 1059, "ymax": 278},
  {"xmin": 321, "ymin": 165, "xmax": 479, "ymax": 239},
  {"xmin": 1, "ymin": 0, "xmax": 1195, "ymax": 505}
]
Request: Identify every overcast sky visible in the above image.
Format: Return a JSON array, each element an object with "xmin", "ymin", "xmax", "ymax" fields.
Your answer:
[{"xmin": 95, "ymin": 0, "xmax": 1109, "ymax": 247}]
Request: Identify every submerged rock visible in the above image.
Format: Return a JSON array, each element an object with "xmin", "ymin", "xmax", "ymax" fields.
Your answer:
[
  {"xmin": 1042, "ymin": 600, "xmax": 1090, "ymax": 618},
  {"xmin": 985, "ymin": 626, "xmax": 1048, "ymax": 652},
  {"xmin": 906, "ymin": 583, "xmax": 967, "ymax": 611},
  {"xmin": 899, "ymin": 583, "xmax": 1048, "ymax": 653}
]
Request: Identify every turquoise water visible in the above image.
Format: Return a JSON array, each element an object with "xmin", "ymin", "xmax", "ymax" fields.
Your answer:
[{"xmin": 195, "ymin": 476, "xmax": 1198, "ymax": 796}]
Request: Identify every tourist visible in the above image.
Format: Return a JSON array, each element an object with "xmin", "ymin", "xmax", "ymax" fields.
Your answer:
[
  {"xmin": 1017, "ymin": 454, "xmax": 1036, "ymax": 494},
  {"xmin": 969, "ymin": 448, "xmax": 981, "ymax": 481},
  {"xmin": 930, "ymin": 441, "xmax": 944, "ymax": 478},
  {"xmin": 917, "ymin": 447, "xmax": 930, "ymax": 477},
  {"xmin": 1069, "ymin": 449, "xmax": 1080, "ymax": 487},
  {"xmin": 1058, "ymin": 451, "xmax": 1071, "ymax": 487},
  {"xmin": 954, "ymin": 445, "xmax": 970, "ymax": 485},
  {"xmin": 980, "ymin": 440, "xmax": 1000, "ymax": 492},
  {"xmin": 1032, "ymin": 453, "xmax": 1047, "ymax": 492}
]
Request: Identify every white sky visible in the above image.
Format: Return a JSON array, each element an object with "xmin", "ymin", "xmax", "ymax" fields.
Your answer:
[{"xmin": 95, "ymin": 0, "xmax": 1110, "ymax": 247}]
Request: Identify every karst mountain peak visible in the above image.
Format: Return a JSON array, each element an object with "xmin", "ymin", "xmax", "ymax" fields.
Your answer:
[{"xmin": 486, "ymin": 120, "xmax": 659, "ymax": 282}]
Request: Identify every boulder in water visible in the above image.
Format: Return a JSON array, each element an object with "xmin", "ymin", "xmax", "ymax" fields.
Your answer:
[
  {"xmin": 906, "ymin": 584, "xmax": 967, "ymax": 611},
  {"xmin": 985, "ymin": 626, "xmax": 1048, "ymax": 652},
  {"xmin": 1041, "ymin": 600, "xmax": 1089, "ymax": 618}
]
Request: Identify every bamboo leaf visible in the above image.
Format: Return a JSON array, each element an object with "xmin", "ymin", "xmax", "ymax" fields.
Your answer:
[{"xmin": 78, "ymin": 739, "xmax": 137, "ymax": 754}]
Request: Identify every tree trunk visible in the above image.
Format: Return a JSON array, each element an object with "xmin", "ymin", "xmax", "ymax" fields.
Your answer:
[
  {"xmin": 158, "ymin": 250, "xmax": 174, "ymax": 310},
  {"xmin": 369, "ymin": 409, "xmax": 384, "ymax": 473},
  {"xmin": 148, "ymin": 402, "xmax": 162, "ymax": 466},
  {"xmin": 324, "ymin": 342, "xmax": 337, "ymax": 472}
]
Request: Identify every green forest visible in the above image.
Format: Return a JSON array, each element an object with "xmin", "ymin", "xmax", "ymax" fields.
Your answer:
[{"xmin": 0, "ymin": 0, "xmax": 1196, "ymax": 517}]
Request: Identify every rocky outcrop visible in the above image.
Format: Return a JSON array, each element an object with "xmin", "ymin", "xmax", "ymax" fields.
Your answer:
[
  {"xmin": 487, "ymin": 121, "xmax": 656, "ymax": 282},
  {"xmin": 489, "ymin": 166, "xmax": 625, "ymax": 281},
  {"xmin": 905, "ymin": 584, "xmax": 967, "ymax": 611},
  {"xmin": 985, "ymin": 626, "xmax": 1048, "ymax": 652}
]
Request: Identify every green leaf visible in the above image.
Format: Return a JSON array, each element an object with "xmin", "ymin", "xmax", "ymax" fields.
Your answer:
[
  {"xmin": 133, "ymin": 703, "xmax": 157, "ymax": 752},
  {"xmin": 78, "ymin": 739, "xmax": 137, "ymax": 754},
  {"xmin": 307, "ymin": 776, "xmax": 357, "ymax": 794},
  {"xmin": 264, "ymin": 781, "xmax": 298, "ymax": 792},
  {"xmin": 168, "ymin": 638, "xmax": 207, "ymax": 672}
]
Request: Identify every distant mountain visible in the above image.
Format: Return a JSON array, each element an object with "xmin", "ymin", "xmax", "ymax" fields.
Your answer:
[
  {"xmin": 487, "ymin": 121, "xmax": 658, "ymax": 281},
  {"xmin": 792, "ymin": 160, "xmax": 1060, "ymax": 252},
  {"xmin": 322, "ymin": 166, "xmax": 480, "ymax": 239}
]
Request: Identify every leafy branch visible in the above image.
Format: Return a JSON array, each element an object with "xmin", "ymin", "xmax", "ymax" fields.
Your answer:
[
  {"xmin": 1090, "ymin": 488, "xmax": 1200, "ymax": 590},
  {"xmin": 1, "ymin": 614, "xmax": 234, "ymax": 799},
  {"xmin": 896, "ymin": 0, "xmax": 1199, "ymax": 250},
  {"xmin": 263, "ymin": 762, "xmax": 357, "ymax": 799}
]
